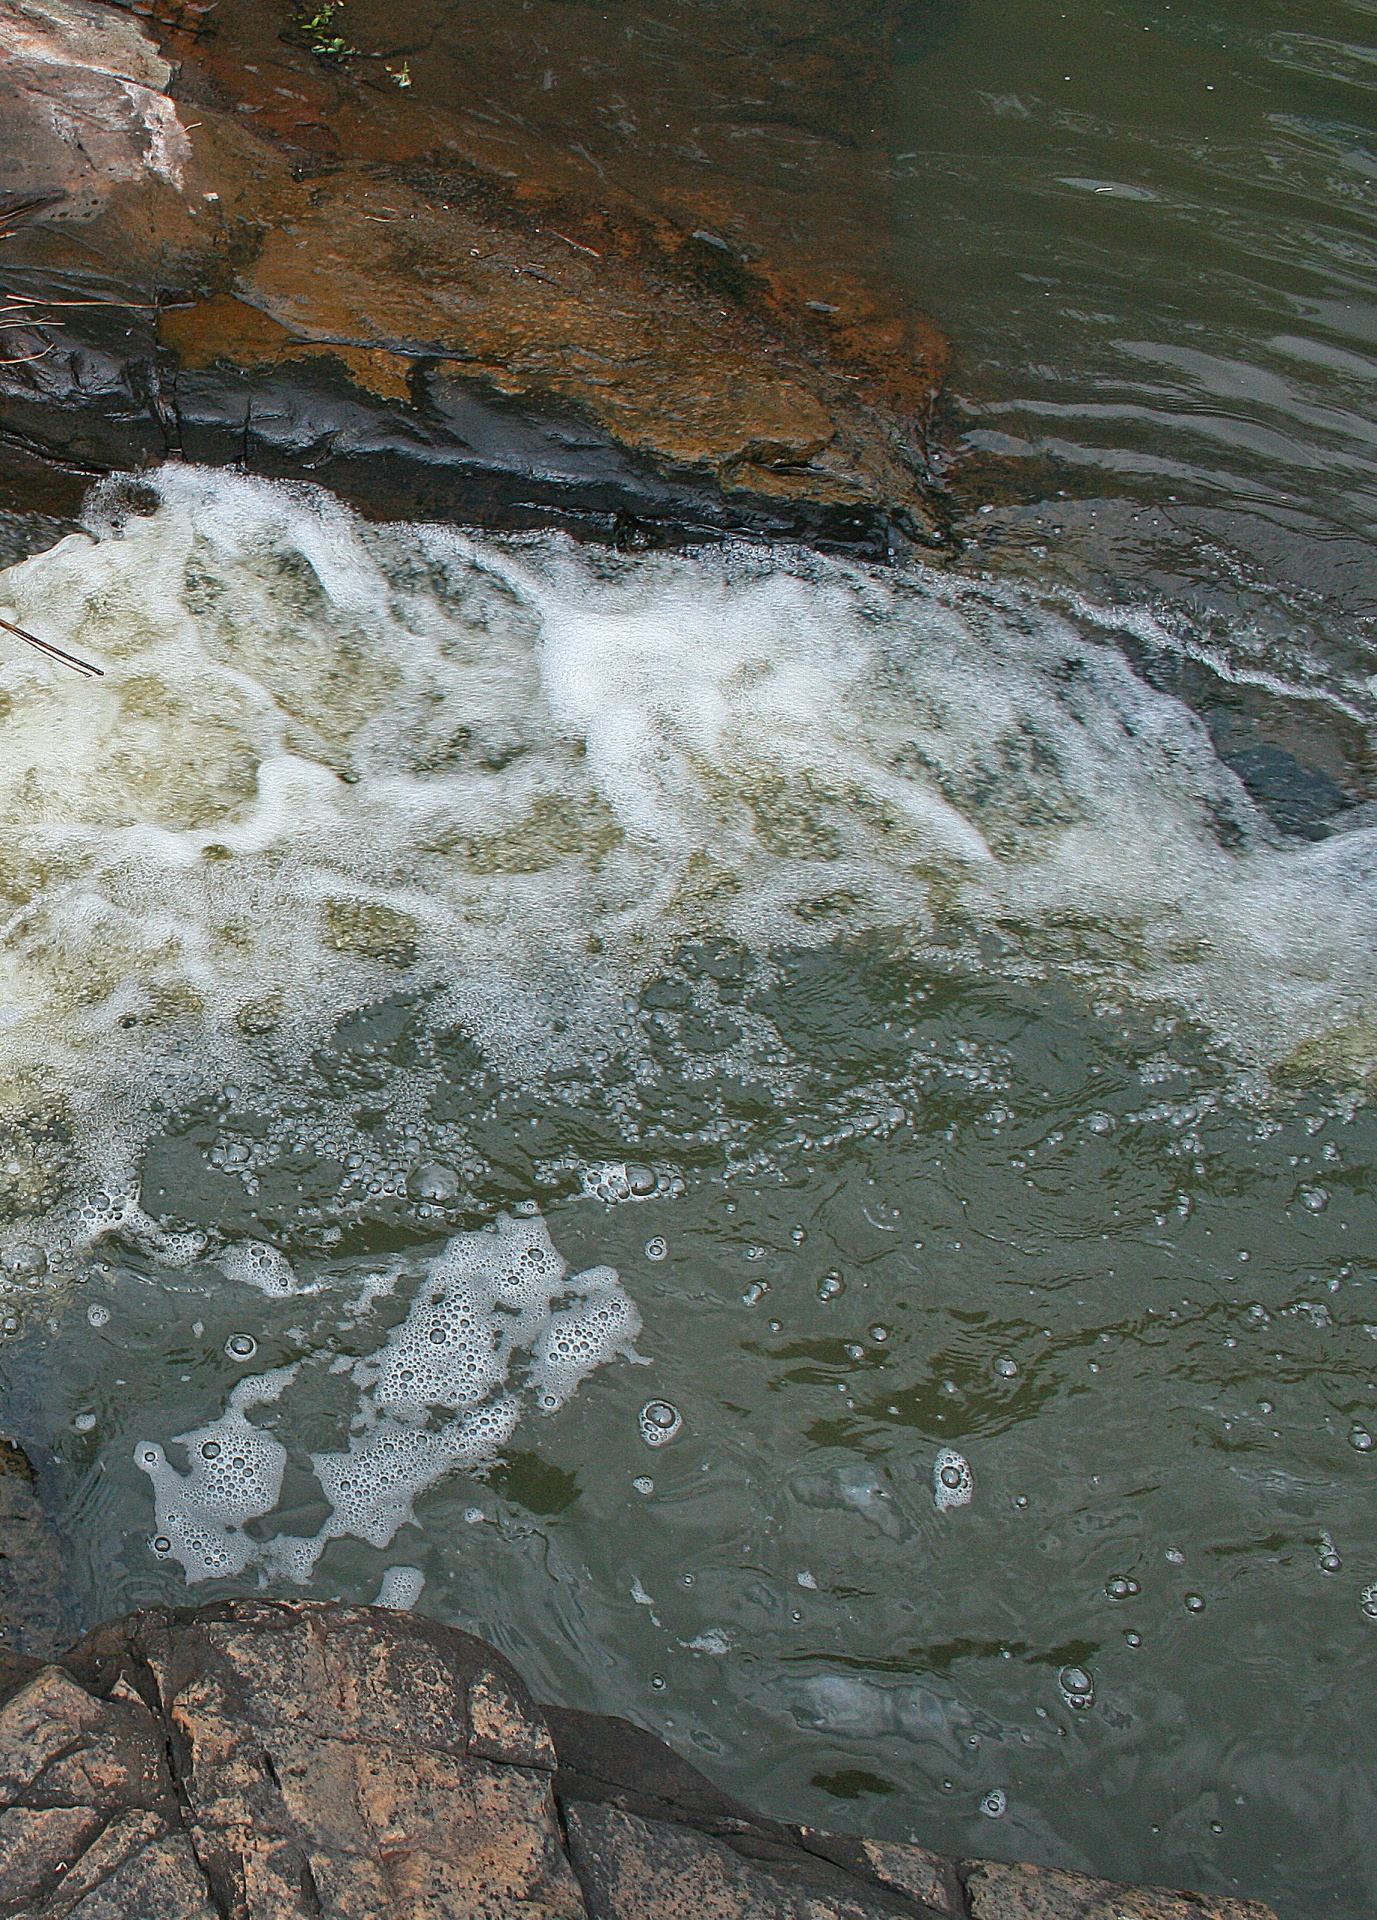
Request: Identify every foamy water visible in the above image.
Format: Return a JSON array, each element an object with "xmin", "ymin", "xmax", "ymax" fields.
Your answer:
[{"xmin": 0, "ymin": 464, "xmax": 1371, "ymax": 1267}]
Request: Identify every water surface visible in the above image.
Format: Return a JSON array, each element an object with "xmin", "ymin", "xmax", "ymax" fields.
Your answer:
[{"xmin": 1, "ymin": 4, "xmax": 1376, "ymax": 1917}]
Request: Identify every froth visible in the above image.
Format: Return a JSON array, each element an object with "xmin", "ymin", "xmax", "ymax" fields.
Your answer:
[
  {"xmin": 0, "ymin": 464, "xmax": 1372, "ymax": 1258},
  {"xmin": 136, "ymin": 1209, "xmax": 644, "ymax": 1584}
]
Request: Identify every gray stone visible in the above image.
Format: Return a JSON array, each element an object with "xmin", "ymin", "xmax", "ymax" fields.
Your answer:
[{"xmin": 563, "ymin": 1799, "xmax": 938, "ymax": 1920}]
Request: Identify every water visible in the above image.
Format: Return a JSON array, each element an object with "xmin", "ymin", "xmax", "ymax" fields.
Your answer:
[{"xmin": 0, "ymin": 4, "xmax": 1375, "ymax": 1918}]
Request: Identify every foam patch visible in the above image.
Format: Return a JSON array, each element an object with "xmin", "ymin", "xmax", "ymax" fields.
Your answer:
[
  {"xmin": 136, "ymin": 1365, "xmax": 298, "ymax": 1582},
  {"xmin": 136, "ymin": 1210, "xmax": 644, "ymax": 1584}
]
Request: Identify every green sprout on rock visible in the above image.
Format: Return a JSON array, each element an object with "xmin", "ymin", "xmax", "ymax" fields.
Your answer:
[{"xmin": 291, "ymin": 0, "xmax": 357, "ymax": 62}]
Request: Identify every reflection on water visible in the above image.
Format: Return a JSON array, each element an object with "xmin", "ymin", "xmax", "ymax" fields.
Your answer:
[
  {"xmin": 896, "ymin": 0, "xmax": 1377, "ymax": 553},
  {"xmin": 0, "ymin": 4, "xmax": 1375, "ymax": 1919}
]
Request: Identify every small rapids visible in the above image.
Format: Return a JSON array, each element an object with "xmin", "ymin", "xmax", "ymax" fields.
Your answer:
[{"xmin": 0, "ymin": 464, "xmax": 1371, "ymax": 1273}]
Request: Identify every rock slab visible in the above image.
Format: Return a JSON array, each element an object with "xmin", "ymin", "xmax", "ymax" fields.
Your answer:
[{"xmin": 0, "ymin": 1601, "xmax": 1283, "ymax": 1920}]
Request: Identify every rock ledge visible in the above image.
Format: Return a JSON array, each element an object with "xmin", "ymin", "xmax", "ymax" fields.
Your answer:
[{"xmin": 0, "ymin": 1599, "xmax": 1280, "ymax": 1920}]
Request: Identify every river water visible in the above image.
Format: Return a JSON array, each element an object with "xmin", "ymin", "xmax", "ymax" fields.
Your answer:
[{"xmin": 1, "ymin": 3, "xmax": 1375, "ymax": 1916}]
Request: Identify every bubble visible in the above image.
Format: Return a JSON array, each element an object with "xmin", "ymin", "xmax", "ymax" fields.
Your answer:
[
  {"xmin": 375, "ymin": 1564, "xmax": 425, "ymax": 1609},
  {"xmin": 869, "ymin": 1325, "xmax": 891, "ymax": 1343},
  {"xmin": 980, "ymin": 1789, "xmax": 1007, "ymax": 1819},
  {"xmin": 626, "ymin": 1164, "xmax": 656, "ymax": 1197},
  {"xmin": 742, "ymin": 1282, "xmax": 769, "ymax": 1307},
  {"xmin": 1124, "ymin": 1630, "xmax": 1142, "ymax": 1647},
  {"xmin": 650, "ymin": 1674, "xmax": 666, "ymax": 1689},
  {"xmin": 152, "ymin": 1536, "xmax": 171, "ymax": 1555},
  {"xmin": 994, "ymin": 1356, "xmax": 1018, "ymax": 1377},
  {"xmin": 1361, "ymin": 1584, "xmax": 1377, "ymax": 1620},
  {"xmin": 410, "ymin": 1162, "xmax": 461, "ymax": 1203},
  {"xmin": 1058, "ymin": 1666, "xmax": 1095, "ymax": 1709},
  {"xmin": 933, "ymin": 1448, "xmax": 973, "ymax": 1512},
  {"xmin": 1105, "ymin": 1575, "xmax": 1140, "ymax": 1601},
  {"xmin": 1184, "ymin": 1592, "xmax": 1206, "ymax": 1613},
  {"xmin": 633, "ymin": 1476, "xmax": 654, "ymax": 1495},
  {"xmin": 639, "ymin": 1400, "xmax": 682, "ymax": 1446},
  {"xmin": 0, "ymin": 1244, "xmax": 45, "ymax": 1280},
  {"xmin": 86, "ymin": 1303, "xmax": 110, "ymax": 1328},
  {"xmin": 1350, "ymin": 1426, "xmax": 1373, "ymax": 1452},
  {"xmin": 219, "ymin": 1240, "xmax": 301, "ymax": 1298},
  {"xmin": 645, "ymin": 1237, "xmax": 668, "ymax": 1261},
  {"xmin": 817, "ymin": 1272, "xmax": 844, "ymax": 1302},
  {"xmin": 73, "ymin": 1412, "xmax": 96, "ymax": 1433},
  {"xmin": 225, "ymin": 1333, "xmax": 258, "ymax": 1360}
]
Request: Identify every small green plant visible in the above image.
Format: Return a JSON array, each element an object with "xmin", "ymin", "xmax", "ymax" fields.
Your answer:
[{"xmin": 291, "ymin": 0, "xmax": 357, "ymax": 62}]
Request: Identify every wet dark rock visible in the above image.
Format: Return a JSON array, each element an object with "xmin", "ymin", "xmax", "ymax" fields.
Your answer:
[
  {"xmin": 0, "ymin": 1599, "xmax": 1282, "ymax": 1919},
  {"xmin": 0, "ymin": 0, "xmax": 949, "ymax": 556},
  {"xmin": 0, "ymin": 1436, "xmax": 71, "ymax": 1664}
]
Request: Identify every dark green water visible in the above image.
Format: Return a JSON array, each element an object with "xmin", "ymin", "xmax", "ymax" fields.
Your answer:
[{"xmin": 0, "ymin": 5, "xmax": 1375, "ymax": 1917}]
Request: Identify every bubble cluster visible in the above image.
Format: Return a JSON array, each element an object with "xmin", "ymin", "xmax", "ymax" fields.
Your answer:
[
  {"xmin": 533, "ymin": 1272, "xmax": 645, "ymax": 1412},
  {"xmin": 376, "ymin": 1565, "xmax": 426, "ymax": 1609},
  {"xmin": 933, "ymin": 1448, "xmax": 973, "ymax": 1512},
  {"xmin": 1058, "ymin": 1666, "xmax": 1095, "ymax": 1710},
  {"xmin": 639, "ymin": 1400, "xmax": 682, "ymax": 1446},
  {"xmin": 135, "ymin": 1367, "xmax": 297, "ymax": 1582},
  {"xmin": 219, "ymin": 1241, "xmax": 302, "ymax": 1298},
  {"xmin": 136, "ymin": 1209, "xmax": 645, "ymax": 1583}
]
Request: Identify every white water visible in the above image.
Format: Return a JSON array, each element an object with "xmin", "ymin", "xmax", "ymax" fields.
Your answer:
[{"xmin": 0, "ymin": 464, "xmax": 1372, "ymax": 1266}]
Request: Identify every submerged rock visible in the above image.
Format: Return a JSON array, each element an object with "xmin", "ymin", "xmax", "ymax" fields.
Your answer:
[
  {"xmin": 0, "ymin": 1434, "xmax": 70, "ymax": 1662},
  {"xmin": 0, "ymin": 1598, "xmax": 1281, "ymax": 1918},
  {"xmin": 0, "ymin": 0, "xmax": 949, "ymax": 553}
]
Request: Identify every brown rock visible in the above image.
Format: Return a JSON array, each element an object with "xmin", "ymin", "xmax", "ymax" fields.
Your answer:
[
  {"xmin": 963, "ymin": 1861, "xmax": 1280, "ymax": 1920},
  {"xmin": 860, "ymin": 1840, "xmax": 964, "ymax": 1916},
  {"xmin": 72, "ymin": 1599, "xmax": 586, "ymax": 1920},
  {"xmin": 0, "ymin": 0, "xmax": 948, "ymax": 550}
]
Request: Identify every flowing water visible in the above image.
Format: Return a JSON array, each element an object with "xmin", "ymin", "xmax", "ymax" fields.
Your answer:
[{"xmin": 1, "ymin": 3, "xmax": 1376, "ymax": 1916}]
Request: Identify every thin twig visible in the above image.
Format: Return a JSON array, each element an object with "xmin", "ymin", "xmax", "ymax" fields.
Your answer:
[{"xmin": 0, "ymin": 615, "xmax": 103, "ymax": 677}]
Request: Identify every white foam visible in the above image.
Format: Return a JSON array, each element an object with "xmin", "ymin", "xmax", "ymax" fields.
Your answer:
[
  {"xmin": 137, "ymin": 1209, "xmax": 643, "ymax": 1583},
  {"xmin": 933, "ymin": 1447, "xmax": 973, "ymax": 1512},
  {"xmin": 135, "ymin": 1365, "xmax": 298, "ymax": 1582},
  {"xmin": 376, "ymin": 1564, "xmax": 425, "ymax": 1609},
  {"xmin": 219, "ymin": 1240, "xmax": 307, "ymax": 1297},
  {"xmin": 0, "ymin": 464, "xmax": 1372, "ymax": 1264}
]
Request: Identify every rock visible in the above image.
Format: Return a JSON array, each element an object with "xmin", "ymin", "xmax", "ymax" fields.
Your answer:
[
  {"xmin": 962, "ymin": 1861, "xmax": 1277, "ymax": 1920},
  {"xmin": 0, "ymin": 1600, "xmax": 590, "ymax": 1917},
  {"xmin": 0, "ymin": 1600, "xmax": 1284, "ymax": 1920},
  {"xmin": 0, "ymin": 1435, "xmax": 72, "ymax": 1663},
  {"xmin": 563, "ymin": 1799, "xmax": 932, "ymax": 1920},
  {"xmin": 545, "ymin": 1702, "xmax": 791, "ymax": 1840},
  {"xmin": 0, "ymin": 0, "xmax": 949, "ymax": 554}
]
